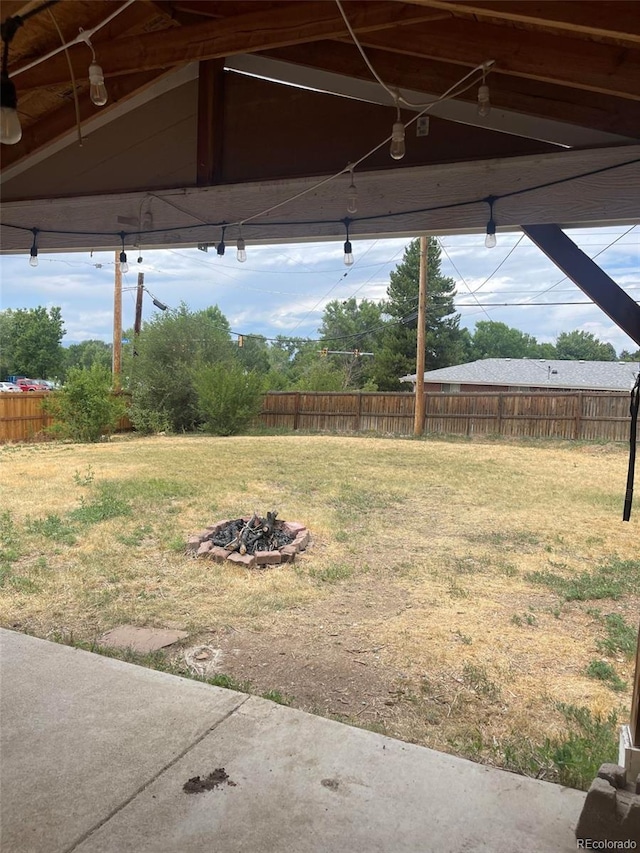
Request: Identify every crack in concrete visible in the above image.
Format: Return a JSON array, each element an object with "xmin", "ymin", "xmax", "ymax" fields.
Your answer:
[{"xmin": 64, "ymin": 694, "xmax": 251, "ymax": 853}]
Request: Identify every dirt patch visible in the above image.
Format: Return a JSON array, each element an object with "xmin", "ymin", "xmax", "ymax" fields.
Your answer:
[
  {"xmin": 188, "ymin": 576, "xmax": 410, "ymax": 722},
  {"xmin": 183, "ymin": 768, "xmax": 236, "ymax": 793}
]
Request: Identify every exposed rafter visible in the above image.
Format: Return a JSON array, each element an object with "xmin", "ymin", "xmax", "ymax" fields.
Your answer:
[
  {"xmin": 400, "ymin": 0, "xmax": 640, "ymax": 48},
  {"xmin": 13, "ymin": 1, "xmax": 447, "ymax": 89},
  {"xmin": 352, "ymin": 18, "xmax": 640, "ymax": 100},
  {"xmin": 261, "ymin": 42, "xmax": 640, "ymax": 139}
]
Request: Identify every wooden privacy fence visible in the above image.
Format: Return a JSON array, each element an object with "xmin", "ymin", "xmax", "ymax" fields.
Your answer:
[
  {"xmin": 0, "ymin": 390, "xmax": 634, "ymax": 443},
  {"xmin": 260, "ymin": 391, "xmax": 636, "ymax": 442},
  {"xmin": 0, "ymin": 393, "xmax": 132, "ymax": 442},
  {"xmin": 0, "ymin": 392, "xmax": 54, "ymax": 442}
]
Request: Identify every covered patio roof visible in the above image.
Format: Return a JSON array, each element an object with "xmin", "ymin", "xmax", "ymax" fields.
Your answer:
[{"xmin": 0, "ymin": 0, "xmax": 639, "ymax": 253}]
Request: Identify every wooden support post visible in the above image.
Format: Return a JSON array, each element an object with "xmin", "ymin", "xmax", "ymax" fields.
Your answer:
[
  {"xmin": 293, "ymin": 391, "xmax": 300, "ymax": 431},
  {"xmin": 196, "ymin": 58, "xmax": 225, "ymax": 186},
  {"xmin": 574, "ymin": 392, "xmax": 583, "ymax": 439},
  {"xmin": 357, "ymin": 392, "xmax": 363, "ymax": 432},
  {"xmin": 497, "ymin": 393, "xmax": 504, "ymax": 435},
  {"xmin": 113, "ymin": 251, "xmax": 122, "ymax": 390},
  {"xmin": 632, "ymin": 622, "xmax": 640, "ymax": 747},
  {"xmin": 413, "ymin": 235, "xmax": 428, "ymax": 436}
]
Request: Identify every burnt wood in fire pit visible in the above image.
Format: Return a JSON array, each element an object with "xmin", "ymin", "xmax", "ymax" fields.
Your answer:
[{"xmin": 186, "ymin": 511, "xmax": 310, "ymax": 568}]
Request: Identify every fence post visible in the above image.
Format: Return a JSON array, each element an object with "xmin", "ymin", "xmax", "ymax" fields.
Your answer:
[
  {"xmin": 293, "ymin": 392, "xmax": 300, "ymax": 431},
  {"xmin": 497, "ymin": 393, "xmax": 503, "ymax": 436},
  {"xmin": 574, "ymin": 392, "xmax": 583, "ymax": 439},
  {"xmin": 356, "ymin": 392, "xmax": 362, "ymax": 432}
]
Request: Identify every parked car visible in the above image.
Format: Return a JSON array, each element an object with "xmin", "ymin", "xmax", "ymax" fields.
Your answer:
[
  {"xmin": 0, "ymin": 381, "xmax": 22, "ymax": 393},
  {"xmin": 16, "ymin": 378, "xmax": 49, "ymax": 392}
]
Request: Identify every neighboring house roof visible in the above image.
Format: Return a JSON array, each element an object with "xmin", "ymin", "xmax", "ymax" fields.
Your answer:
[{"xmin": 400, "ymin": 359, "xmax": 640, "ymax": 392}]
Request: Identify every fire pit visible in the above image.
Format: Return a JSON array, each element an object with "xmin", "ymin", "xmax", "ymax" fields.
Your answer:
[{"xmin": 187, "ymin": 510, "xmax": 309, "ymax": 569}]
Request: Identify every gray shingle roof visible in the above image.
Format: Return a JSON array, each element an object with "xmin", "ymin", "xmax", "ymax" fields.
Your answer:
[{"xmin": 400, "ymin": 359, "xmax": 640, "ymax": 392}]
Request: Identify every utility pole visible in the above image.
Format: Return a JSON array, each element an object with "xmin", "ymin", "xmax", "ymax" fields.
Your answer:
[
  {"xmin": 113, "ymin": 250, "xmax": 122, "ymax": 390},
  {"xmin": 413, "ymin": 235, "xmax": 428, "ymax": 436},
  {"xmin": 134, "ymin": 272, "xmax": 144, "ymax": 338}
]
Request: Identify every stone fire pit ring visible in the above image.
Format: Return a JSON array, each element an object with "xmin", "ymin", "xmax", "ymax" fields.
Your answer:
[{"xmin": 186, "ymin": 515, "xmax": 310, "ymax": 570}]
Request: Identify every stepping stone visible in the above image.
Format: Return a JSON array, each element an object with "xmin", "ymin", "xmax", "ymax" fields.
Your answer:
[{"xmin": 99, "ymin": 625, "xmax": 189, "ymax": 654}]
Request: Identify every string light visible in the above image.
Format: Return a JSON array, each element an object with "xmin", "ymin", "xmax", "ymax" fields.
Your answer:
[
  {"xmin": 346, "ymin": 165, "xmax": 358, "ymax": 214},
  {"xmin": 29, "ymin": 228, "xmax": 39, "ymax": 266},
  {"xmin": 137, "ymin": 248, "xmax": 143, "ymax": 263},
  {"xmin": 1, "ymin": 15, "xmax": 23, "ymax": 145},
  {"xmin": 217, "ymin": 225, "xmax": 226, "ymax": 257},
  {"xmin": 79, "ymin": 29, "xmax": 108, "ymax": 106},
  {"xmin": 390, "ymin": 102, "xmax": 405, "ymax": 161},
  {"xmin": 236, "ymin": 229, "xmax": 247, "ymax": 263},
  {"xmin": 119, "ymin": 232, "xmax": 129, "ymax": 272},
  {"xmin": 484, "ymin": 196, "xmax": 497, "ymax": 248},
  {"xmin": 88, "ymin": 62, "xmax": 107, "ymax": 106},
  {"xmin": 477, "ymin": 65, "xmax": 491, "ymax": 118},
  {"xmin": 4, "ymin": 159, "xmax": 637, "ymax": 266},
  {"xmin": 343, "ymin": 220, "xmax": 354, "ymax": 266}
]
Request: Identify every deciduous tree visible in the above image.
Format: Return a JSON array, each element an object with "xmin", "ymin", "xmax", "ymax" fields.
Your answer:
[
  {"xmin": 555, "ymin": 330, "xmax": 616, "ymax": 361},
  {"xmin": 0, "ymin": 306, "xmax": 65, "ymax": 378}
]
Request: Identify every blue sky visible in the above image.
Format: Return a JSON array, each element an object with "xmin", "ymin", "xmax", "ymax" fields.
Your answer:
[{"xmin": 1, "ymin": 225, "xmax": 638, "ymax": 355}]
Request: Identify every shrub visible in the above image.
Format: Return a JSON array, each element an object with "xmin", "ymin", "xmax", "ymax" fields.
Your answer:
[
  {"xmin": 127, "ymin": 398, "xmax": 172, "ymax": 435},
  {"xmin": 43, "ymin": 365, "xmax": 126, "ymax": 442},
  {"xmin": 195, "ymin": 362, "xmax": 264, "ymax": 436}
]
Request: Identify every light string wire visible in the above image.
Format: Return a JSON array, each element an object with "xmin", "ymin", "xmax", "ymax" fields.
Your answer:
[
  {"xmin": 3, "ymin": 158, "xmax": 638, "ymax": 247},
  {"xmin": 10, "ymin": 0, "xmax": 136, "ymax": 78},
  {"xmin": 141, "ymin": 226, "xmax": 639, "ymax": 346},
  {"xmin": 334, "ymin": 0, "xmax": 493, "ymax": 110},
  {"xmin": 47, "ymin": 7, "xmax": 82, "ymax": 147}
]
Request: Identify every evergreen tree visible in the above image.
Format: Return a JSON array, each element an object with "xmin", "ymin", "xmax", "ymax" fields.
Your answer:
[{"xmin": 371, "ymin": 238, "xmax": 465, "ymax": 390}]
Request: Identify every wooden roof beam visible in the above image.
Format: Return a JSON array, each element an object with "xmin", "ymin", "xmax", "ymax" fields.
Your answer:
[
  {"xmin": 13, "ymin": 1, "xmax": 449, "ymax": 91},
  {"xmin": 352, "ymin": 18, "xmax": 640, "ymax": 101},
  {"xmin": 262, "ymin": 42, "xmax": 640, "ymax": 139},
  {"xmin": 401, "ymin": 1, "xmax": 640, "ymax": 48}
]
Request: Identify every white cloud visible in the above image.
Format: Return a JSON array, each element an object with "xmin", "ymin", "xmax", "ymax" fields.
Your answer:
[{"xmin": 1, "ymin": 226, "xmax": 637, "ymax": 353}]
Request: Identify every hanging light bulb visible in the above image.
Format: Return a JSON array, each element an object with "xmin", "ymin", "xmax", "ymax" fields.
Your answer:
[
  {"xmin": 477, "ymin": 82, "xmax": 490, "ymax": 118},
  {"xmin": 390, "ymin": 103, "xmax": 405, "ymax": 161},
  {"xmin": 346, "ymin": 166, "xmax": 358, "ymax": 214},
  {"xmin": 78, "ymin": 30, "xmax": 109, "ymax": 107},
  {"xmin": 118, "ymin": 232, "xmax": 129, "ymax": 272},
  {"xmin": 484, "ymin": 196, "xmax": 497, "ymax": 248},
  {"xmin": 343, "ymin": 240, "xmax": 354, "ymax": 266},
  {"xmin": 1, "ymin": 16, "xmax": 23, "ymax": 145},
  {"xmin": 0, "ymin": 71, "xmax": 21, "ymax": 145},
  {"xmin": 217, "ymin": 226, "xmax": 226, "ymax": 257},
  {"xmin": 89, "ymin": 62, "xmax": 108, "ymax": 106},
  {"xmin": 29, "ymin": 229, "xmax": 38, "ymax": 267},
  {"xmin": 236, "ymin": 235, "xmax": 247, "ymax": 263},
  {"xmin": 343, "ymin": 220, "xmax": 354, "ymax": 266},
  {"xmin": 137, "ymin": 250, "xmax": 143, "ymax": 264}
]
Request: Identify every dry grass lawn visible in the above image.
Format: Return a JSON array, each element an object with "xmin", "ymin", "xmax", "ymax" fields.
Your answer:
[{"xmin": 1, "ymin": 432, "xmax": 638, "ymax": 786}]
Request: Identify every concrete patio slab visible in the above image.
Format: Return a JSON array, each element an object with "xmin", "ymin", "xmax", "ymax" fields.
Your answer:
[
  {"xmin": 0, "ymin": 629, "xmax": 586, "ymax": 853},
  {"xmin": 73, "ymin": 696, "xmax": 586, "ymax": 853},
  {"xmin": 0, "ymin": 630, "xmax": 245, "ymax": 853}
]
